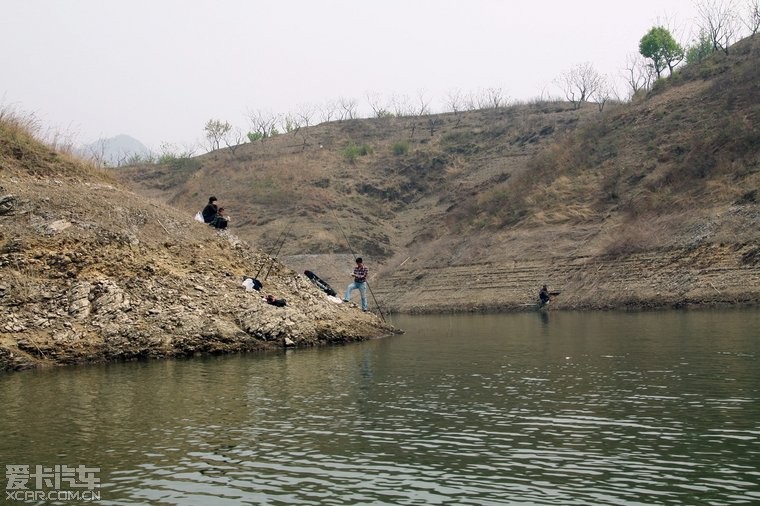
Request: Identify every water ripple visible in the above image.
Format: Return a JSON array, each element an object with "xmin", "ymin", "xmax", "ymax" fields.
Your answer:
[{"xmin": 2, "ymin": 311, "xmax": 760, "ymax": 505}]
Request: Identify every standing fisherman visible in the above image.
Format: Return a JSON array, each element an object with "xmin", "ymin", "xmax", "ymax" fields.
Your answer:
[
  {"xmin": 539, "ymin": 285, "xmax": 550, "ymax": 307},
  {"xmin": 344, "ymin": 257, "xmax": 369, "ymax": 312},
  {"xmin": 538, "ymin": 284, "xmax": 560, "ymax": 307}
]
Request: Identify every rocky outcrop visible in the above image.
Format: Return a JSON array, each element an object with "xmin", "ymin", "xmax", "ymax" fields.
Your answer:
[
  {"xmin": 0, "ymin": 175, "xmax": 397, "ymax": 373},
  {"xmin": 0, "ymin": 239, "xmax": 395, "ymax": 371}
]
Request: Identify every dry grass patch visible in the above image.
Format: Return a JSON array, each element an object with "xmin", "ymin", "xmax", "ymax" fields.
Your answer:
[
  {"xmin": 525, "ymin": 174, "xmax": 600, "ymax": 224},
  {"xmin": 598, "ymin": 220, "xmax": 666, "ymax": 257},
  {"xmin": 1, "ymin": 105, "xmax": 109, "ymax": 181}
]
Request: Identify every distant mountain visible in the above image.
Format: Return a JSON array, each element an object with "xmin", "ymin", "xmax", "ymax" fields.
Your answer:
[{"xmin": 81, "ymin": 134, "xmax": 150, "ymax": 167}]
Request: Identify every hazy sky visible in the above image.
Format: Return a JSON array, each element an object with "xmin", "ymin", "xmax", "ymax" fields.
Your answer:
[{"xmin": 2, "ymin": 0, "xmax": 703, "ymax": 151}]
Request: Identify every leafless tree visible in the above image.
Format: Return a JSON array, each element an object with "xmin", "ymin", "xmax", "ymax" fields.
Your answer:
[
  {"xmin": 391, "ymin": 93, "xmax": 411, "ymax": 117},
  {"xmin": 463, "ymin": 91, "xmax": 479, "ymax": 111},
  {"xmin": 697, "ymin": 0, "xmax": 741, "ymax": 54},
  {"xmin": 158, "ymin": 142, "xmax": 195, "ymax": 161},
  {"xmin": 444, "ymin": 89, "xmax": 465, "ymax": 127},
  {"xmin": 223, "ymin": 127, "xmax": 247, "ymax": 155},
  {"xmin": 466, "ymin": 87, "xmax": 506, "ymax": 110},
  {"xmin": 118, "ymin": 151, "xmax": 136, "ymax": 167},
  {"xmin": 112, "ymin": 151, "xmax": 127, "ymax": 167},
  {"xmin": 281, "ymin": 113, "xmax": 300, "ymax": 134},
  {"xmin": 85, "ymin": 143, "xmax": 108, "ymax": 168},
  {"xmin": 401, "ymin": 90, "xmax": 431, "ymax": 140},
  {"xmin": 653, "ymin": 11, "xmax": 692, "ymax": 47},
  {"xmin": 318, "ymin": 99, "xmax": 339, "ymax": 123},
  {"xmin": 366, "ymin": 91, "xmax": 391, "ymax": 118},
  {"xmin": 247, "ymin": 109, "xmax": 279, "ymax": 140},
  {"xmin": 445, "ymin": 88, "xmax": 464, "ymax": 114},
  {"xmin": 537, "ymin": 84, "xmax": 552, "ymax": 102},
  {"xmin": 595, "ymin": 76, "xmax": 613, "ymax": 112},
  {"xmin": 555, "ymin": 62, "xmax": 604, "ymax": 109},
  {"xmin": 42, "ymin": 126, "xmax": 77, "ymax": 153},
  {"xmin": 483, "ymin": 87, "xmax": 507, "ymax": 109},
  {"xmin": 296, "ymin": 103, "xmax": 315, "ymax": 128},
  {"xmin": 475, "ymin": 89, "xmax": 490, "ymax": 109},
  {"xmin": 427, "ymin": 116, "xmax": 442, "ymax": 136},
  {"xmin": 623, "ymin": 53, "xmax": 655, "ymax": 98},
  {"xmin": 292, "ymin": 104, "xmax": 315, "ymax": 150},
  {"xmin": 415, "ymin": 89, "xmax": 432, "ymax": 116},
  {"xmin": 405, "ymin": 121, "xmax": 416, "ymax": 140},
  {"xmin": 337, "ymin": 97, "xmax": 358, "ymax": 120},
  {"xmin": 743, "ymin": 0, "xmax": 760, "ymax": 35}
]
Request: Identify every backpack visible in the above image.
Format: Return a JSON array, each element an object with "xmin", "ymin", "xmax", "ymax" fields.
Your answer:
[
  {"xmin": 242, "ymin": 277, "xmax": 263, "ymax": 291},
  {"xmin": 266, "ymin": 295, "xmax": 287, "ymax": 307}
]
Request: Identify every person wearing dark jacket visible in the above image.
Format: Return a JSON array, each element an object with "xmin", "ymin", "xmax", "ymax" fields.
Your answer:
[
  {"xmin": 539, "ymin": 284, "xmax": 559, "ymax": 307},
  {"xmin": 539, "ymin": 285, "xmax": 550, "ymax": 306},
  {"xmin": 202, "ymin": 196, "xmax": 228, "ymax": 229}
]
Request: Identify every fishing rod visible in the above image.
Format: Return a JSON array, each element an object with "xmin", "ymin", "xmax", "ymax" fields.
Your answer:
[
  {"xmin": 264, "ymin": 222, "xmax": 293, "ymax": 281},
  {"xmin": 331, "ymin": 209, "xmax": 387, "ymax": 323},
  {"xmin": 254, "ymin": 226, "xmax": 288, "ymax": 279}
]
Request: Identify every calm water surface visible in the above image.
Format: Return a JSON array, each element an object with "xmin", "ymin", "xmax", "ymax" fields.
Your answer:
[{"xmin": 1, "ymin": 309, "xmax": 759, "ymax": 505}]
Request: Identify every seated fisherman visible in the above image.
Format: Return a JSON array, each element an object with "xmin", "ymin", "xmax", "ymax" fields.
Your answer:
[{"xmin": 201, "ymin": 196, "xmax": 228, "ymax": 229}]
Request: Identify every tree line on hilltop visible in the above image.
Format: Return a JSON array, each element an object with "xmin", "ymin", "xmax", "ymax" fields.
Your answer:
[{"xmin": 96, "ymin": 0, "xmax": 760, "ymax": 167}]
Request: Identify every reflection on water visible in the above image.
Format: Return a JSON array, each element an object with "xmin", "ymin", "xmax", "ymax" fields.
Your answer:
[{"xmin": 1, "ymin": 309, "xmax": 759, "ymax": 505}]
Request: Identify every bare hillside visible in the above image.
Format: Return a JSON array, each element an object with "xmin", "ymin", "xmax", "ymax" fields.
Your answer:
[{"xmin": 116, "ymin": 37, "xmax": 760, "ymax": 313}]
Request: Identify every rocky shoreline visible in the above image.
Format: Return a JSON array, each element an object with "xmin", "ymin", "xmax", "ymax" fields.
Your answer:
[{"xmin": 0, "ymin": 176, "xmax": 398, "ymax": 373}]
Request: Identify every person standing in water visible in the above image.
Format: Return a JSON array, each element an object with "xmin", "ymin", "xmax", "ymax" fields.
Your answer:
[{"xmin": 539, "ymin": 284, "xmax": 551, "ymax": 307}]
